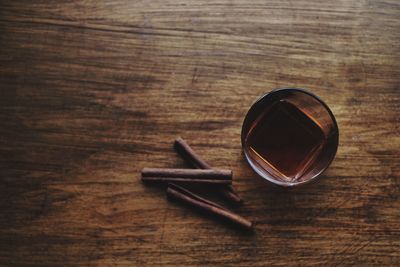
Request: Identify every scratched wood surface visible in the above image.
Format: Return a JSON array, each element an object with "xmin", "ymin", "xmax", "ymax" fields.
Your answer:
[{"xmin": 0, "ymin": 1, "xmax": 399, "ymax": 266}]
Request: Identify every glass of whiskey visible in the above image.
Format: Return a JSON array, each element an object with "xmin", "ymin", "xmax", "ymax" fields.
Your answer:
[{"xmin": 241, "ymin": 88, "xmax": 339, "ymax": 186}]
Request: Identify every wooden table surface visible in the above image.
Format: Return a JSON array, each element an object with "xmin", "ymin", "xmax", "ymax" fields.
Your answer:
[{"xmin": 1, "ymin": 1, "xmax": 399, "ymax": 266}]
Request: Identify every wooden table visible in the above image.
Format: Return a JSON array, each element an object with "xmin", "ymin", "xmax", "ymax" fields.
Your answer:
[{"xmin": 1, "ymin": 1, "xmax": 399, "ymax": 266}]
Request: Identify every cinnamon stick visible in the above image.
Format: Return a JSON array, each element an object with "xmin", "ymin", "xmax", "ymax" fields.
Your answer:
[
  {"xmin": 220, "ymin": 185, "xmax": 242, "ymax": 203},
  {"xmin": 174, "ymin": 137, "xmax": 211, "ymax": 169},
  {"xmin": 142, "ymin": 168, "xmax": 232, "ymax": 179},
  {"xmin": 174, "ymin": 137, "xmax": 242, "ymax": 204},
  {"xmin": 167, "ymin": 183, "xmax": 225, "ymax": 210},
  {"xmin": 141, "ymin": 168, "xmax": 232, "ymax": 185},
  {"xmin": 166, "ymin": 183, "xmax": 252, "ymax": 230}
]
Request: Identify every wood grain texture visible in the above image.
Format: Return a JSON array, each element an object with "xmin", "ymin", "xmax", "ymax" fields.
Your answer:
[{"xmin": 0, "ymin": 1, "xmax": 399, "ymax": 266}]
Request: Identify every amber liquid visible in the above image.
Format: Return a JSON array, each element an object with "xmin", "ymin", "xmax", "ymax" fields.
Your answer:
[{"xmin": 245, "ymin": 100, "xmax": 326, "ymax": 182}]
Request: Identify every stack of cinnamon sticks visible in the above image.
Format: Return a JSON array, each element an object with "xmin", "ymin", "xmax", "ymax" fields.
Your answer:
[{"xmin": 141, "ymin": 137, "xmax": 253, "ymax": 230}]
